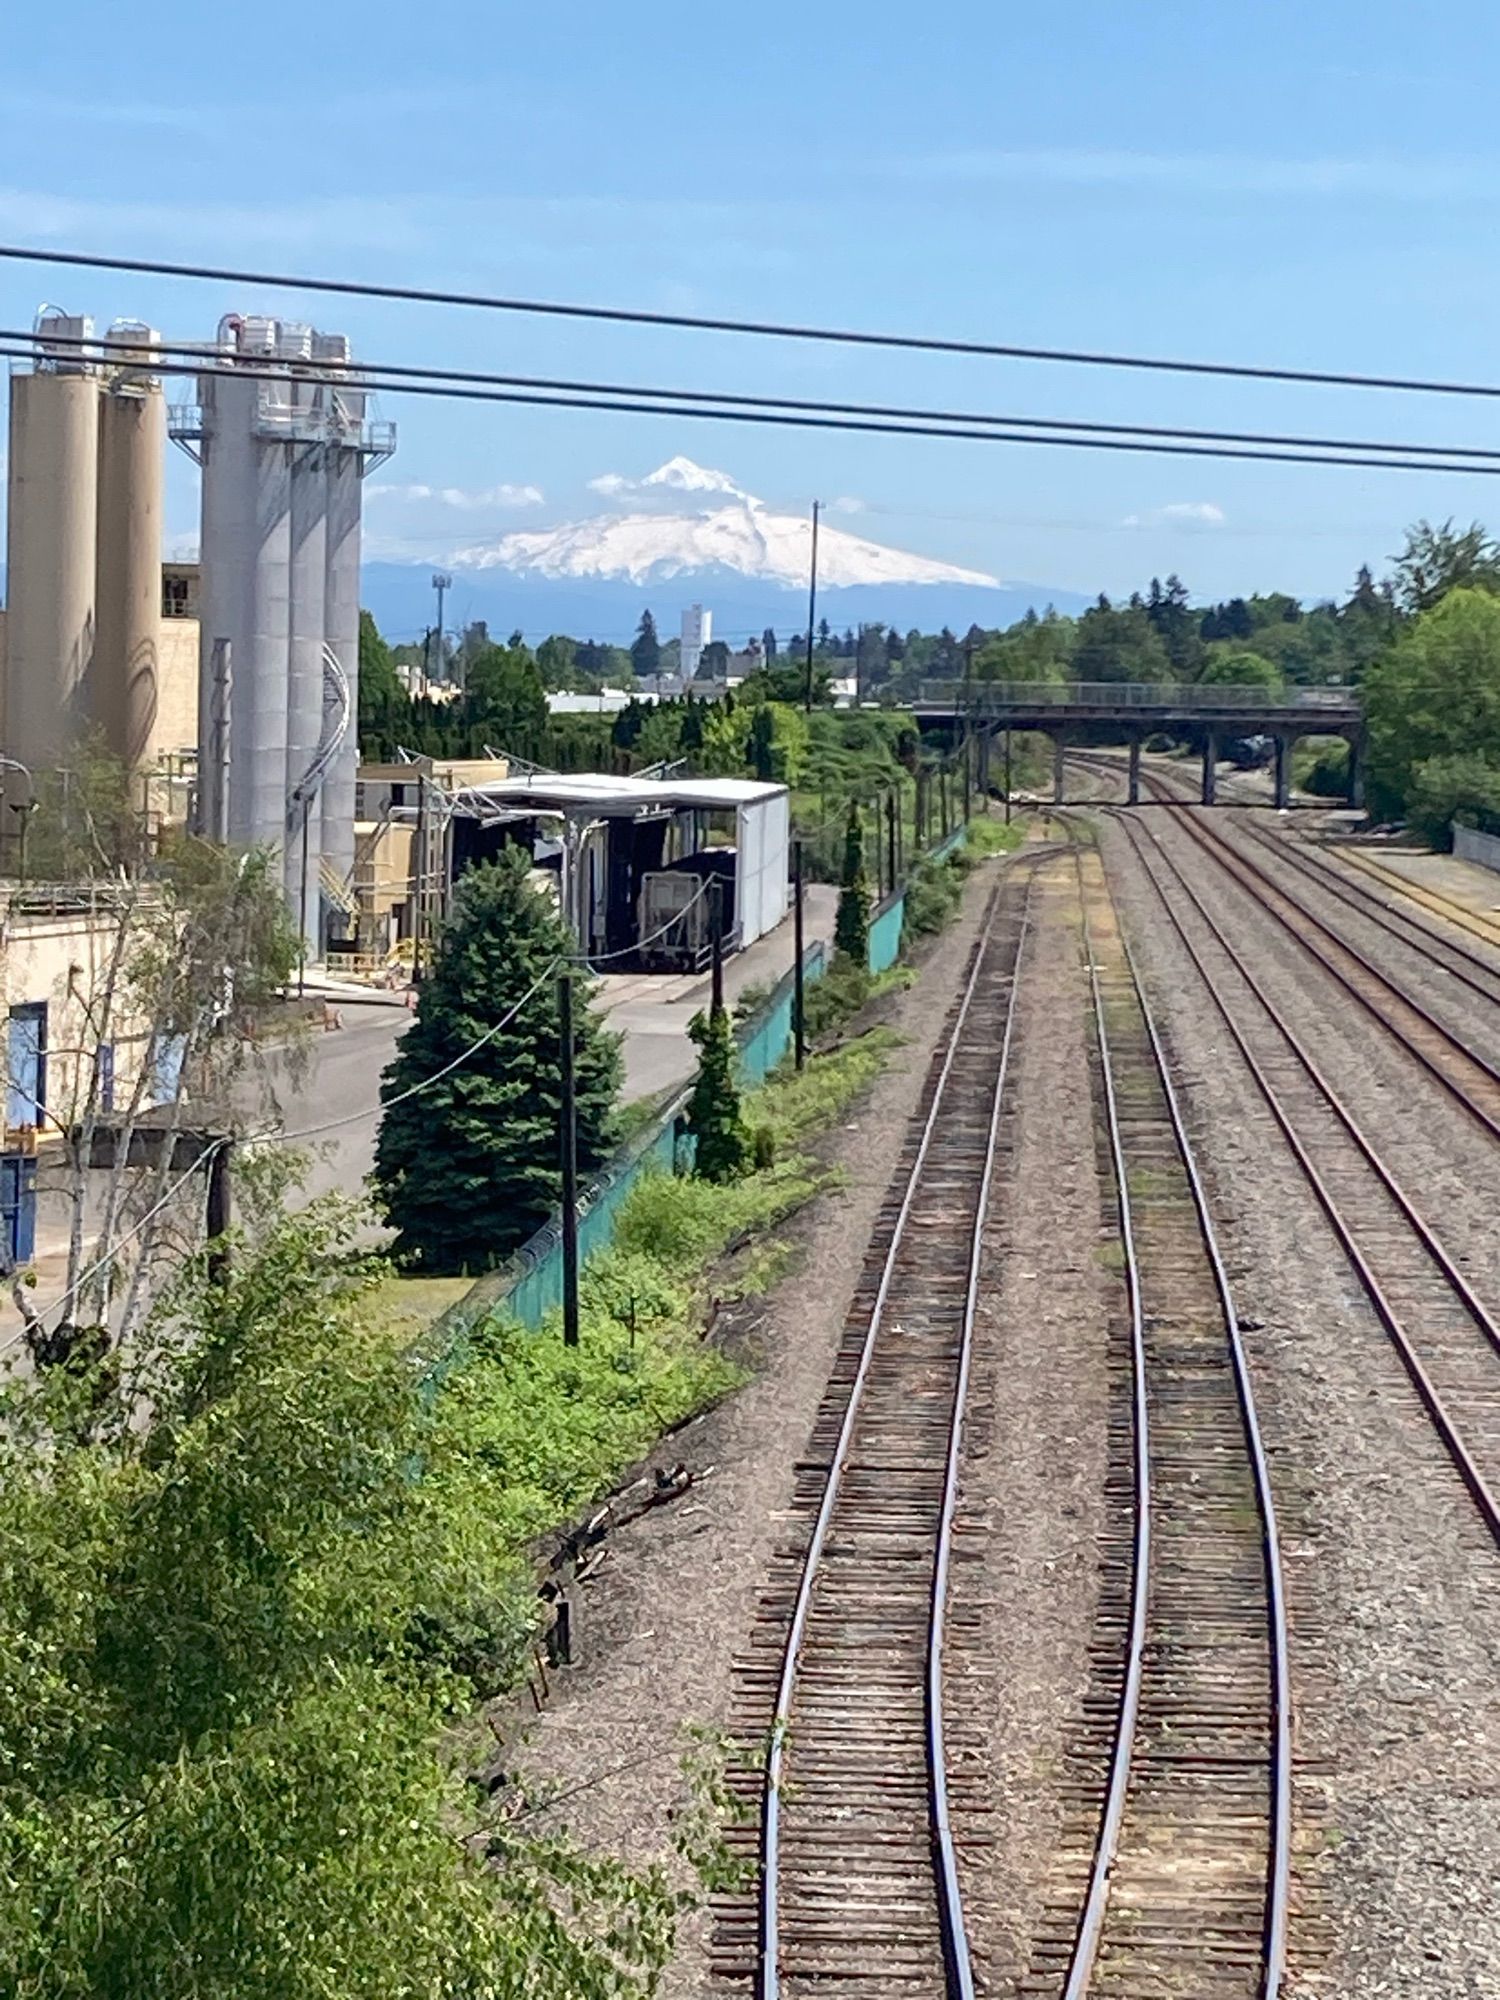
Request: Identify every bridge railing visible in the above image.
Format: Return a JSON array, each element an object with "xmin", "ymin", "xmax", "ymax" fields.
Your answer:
[{"xmin": 915, "ymin": 679, "xmax": 1359, "ymax": 713}]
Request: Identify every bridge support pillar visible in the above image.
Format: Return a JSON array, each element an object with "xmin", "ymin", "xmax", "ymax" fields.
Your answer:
[
  {"xmin": 1347, "ymin": 731, "xmax": 1366, "ymax": 811},
  {"xmin": 1202, "ymin": 732, "xmax": 1219, "ymax": 806},
  {"xmin": 1053, "ymin": 732, "xmax": 1067, "ymax": 805},
  {"xmin": 1128, "ymin": 736, "xmax": 1143, "ymax": 805},
  {"xmin": 978, "ymin": 725, "xmax": 991, "ymax": 798},
  {"xmin": 1273, "ymin": 734, "xmax": 1292, "ymax": 810}
]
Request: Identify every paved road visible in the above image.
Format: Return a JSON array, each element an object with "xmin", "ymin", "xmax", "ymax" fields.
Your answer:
[{"xmin": 260, "ymin": 1001, "xmax": 410, "ymax": 1205}]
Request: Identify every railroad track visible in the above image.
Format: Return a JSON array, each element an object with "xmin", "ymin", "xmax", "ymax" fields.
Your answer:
[
  {"xmin": 1020, "ymin": 847, "xmax": 1289, "ymax": 2000},
  {"xmin": 1111, "ymin": 809, "xmax": 1500, "ymax": 1546},
  {"xmin": 1114, "ymin": 776, "xmax": 1500, "ymax": 1143},
  {"xmin": 1227, "ymin": 814, "xmax": 1500, "ymax": 1015},
  {"xmin": 1097, "ymin": 749, "xmax": 1500, "ymax": 1014},
  {"xmin": 717, "ymin": 870, "xmax": 1033, "ymax": 1998}
]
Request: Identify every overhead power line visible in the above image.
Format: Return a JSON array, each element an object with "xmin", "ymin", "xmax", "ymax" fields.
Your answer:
[
  {"xmin": 7, "ymin": 325, "xmax": 1500, "ymax": 469},
  {"xmin": 2, "ymin": 337, "xmax": 1498, "ymax": 479},
  {"xmin": 2, "ymin": 239, "xmax": 1499, "ymax": 403}
]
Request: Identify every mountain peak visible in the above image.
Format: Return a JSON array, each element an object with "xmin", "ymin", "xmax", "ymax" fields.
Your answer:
[{"xmin": 453, "ymin": 461, "xmax": 1001, "ymax": 593}]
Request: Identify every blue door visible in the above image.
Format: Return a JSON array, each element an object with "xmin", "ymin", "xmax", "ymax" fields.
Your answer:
[
  {"xmin": 6, "ymin": 1003, "xmax": 47, "ymax": 1134},
  {"xmin": 0, "ymin": 1153, "xmax": 37, "ymax": 1265}
]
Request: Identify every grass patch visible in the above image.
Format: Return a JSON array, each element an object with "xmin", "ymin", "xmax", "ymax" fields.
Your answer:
[
  {"xmin": 415, "ymin": 1020, "xmax": 905, "ymax": 1692},
  {"xmin": 960, "ymin": 813, "xmax": 1025, "ymax": 859},
  {"xmin": 756, "ymin": 1026, "xmax": 904, "ymax": 1149},
  {"xmin": 361, "ymin": 1272, "xmax": 475, "ymax": 1348}
]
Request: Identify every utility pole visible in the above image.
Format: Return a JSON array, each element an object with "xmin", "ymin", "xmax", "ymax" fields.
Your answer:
[
  {"xmin": 206, "ymin": 1138, "xmax": 234, "ymax": 1290},
  {"xmin": 1004, "ymin": 727, "xmax": 1013, "ymax": 825},
  {"xmin": 709, "ymin": 877, "xmax": 725, "ymax": 1017},
  {"xmin": 803, "ymin": 500, "xmax": 821, "ymax": 714},
  {"xmin": 559, "ymin": 970, "xmax": 580, "ymax": 1350},
  {"xmin": 411, "ymin": 773, "xmax": 428, "ymax": 983},
  {"xmin": 431, "ymin": 571, "xmax": 453, "ymax": 684},
  {"xmin": 792, "ymin": 838, "xmax": 806, "ymax": 1071},
  {"xmin": 886, "ymin": 789, "xmax": 898, "ymax": 891}
]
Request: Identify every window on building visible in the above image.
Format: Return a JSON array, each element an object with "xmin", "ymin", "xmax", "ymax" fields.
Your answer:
[
  {"xmin": 5, "ymin": 1003, "xmax": 48, "ymax": 1133},
  {"xmin": 162, "ymin": 574, "xmax": 192, "ymax": 619}
]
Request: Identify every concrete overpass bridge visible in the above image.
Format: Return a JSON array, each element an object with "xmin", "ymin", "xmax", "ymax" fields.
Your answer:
[{"xmin": 908, "ymin": 680, "xmax": 1366, "ymax": 807}]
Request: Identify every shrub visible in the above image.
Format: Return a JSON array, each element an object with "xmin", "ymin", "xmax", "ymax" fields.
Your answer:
[
  {"xmin": 684, "ymin": 1007, "xmax": 751, "ymax": 1183},
  {"xmin": 1406, "ymin": 752, "xmax": 1500, "ymax": 848}
]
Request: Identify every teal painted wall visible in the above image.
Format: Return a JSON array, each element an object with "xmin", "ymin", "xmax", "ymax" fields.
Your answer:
[
  {"xmin": 466, "ymin": 940, "xmax": 828, "ymax": 1333},
  {"xmin": 867, "ymin": 895, "xmax": 904, "ymax": 974}
]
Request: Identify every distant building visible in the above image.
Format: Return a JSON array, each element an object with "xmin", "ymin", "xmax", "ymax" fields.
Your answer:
[{"xmin": 680, "ymin": 603, "xmax": 712, "ymax": 680}]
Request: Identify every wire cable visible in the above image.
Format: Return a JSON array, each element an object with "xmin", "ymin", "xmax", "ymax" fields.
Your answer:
[
  {"xmin": 10, "ymin": 325, "xmax": 1500, "ymax": 467},
  {"xmin": 2, "ymin": 336, "xmax": 1500, "ymax": 480},
  {"xmin": 4, "ymin": 240, "xmax": 1500, "ymax": 403},
  {"xmin": 4, "ymin": 340, "xmax": 1496, "ymax": 478}
]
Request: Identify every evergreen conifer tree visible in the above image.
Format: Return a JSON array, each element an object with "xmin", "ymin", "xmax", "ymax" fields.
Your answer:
[
  {"xmin": 631, "ymin": 609, "xmax": 661, "ymax": 680},
  {"xmin": 834, "ymin": 801, "xmax": 871, "ymax": 965},
  {"xmin": 374, "ymin": 853, "xmax": 620, "ymax": 1271},
  {"xmin": 684, "ymin": 1006, "xmax": 750, "ymax": 1183}
]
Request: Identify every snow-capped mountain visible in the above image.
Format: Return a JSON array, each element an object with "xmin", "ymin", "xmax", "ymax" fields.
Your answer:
[
  {"xmin": 358, "ymin": 457, "xmax": 1086, "ymax": 640},
  {"xmin": 449, "ymin": 457, "xmax": 1000, "ymax": 592}
]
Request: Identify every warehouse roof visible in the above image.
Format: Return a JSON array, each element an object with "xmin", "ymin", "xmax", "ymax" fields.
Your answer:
[{"xmin": 446, "ymin": 773, "xmax": 787, "ymax": 819}]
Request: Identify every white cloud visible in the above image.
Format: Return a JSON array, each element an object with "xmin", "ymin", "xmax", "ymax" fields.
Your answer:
[
  {"xmin": 829, "ymin": 495, "xmax": 866, "ymax": 516},
  {"xmin": 368, "ymin": 481, "xmax": 544, "ymax": 511},
  {"xmin": 1122, "ymin": 501, "xmax": 1227, "ymax": 530},
  {"xmin": 588, "ymin": 473, "xmax": 633, "ymax": 498}
]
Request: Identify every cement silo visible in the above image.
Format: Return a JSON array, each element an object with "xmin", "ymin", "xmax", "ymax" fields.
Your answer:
[
  {"xmin": 193, "ymin": 316, "xmax": 293, "ymax": 873},
  {"xmin": 284, "ymin": 325, "xmax": 328, "ymax": 938},
  {"xmin": 93, "ymin": 324, "xmax": 165, "ymax": 771},
  {"xmin": 2, "ymin": 311, "xmax": 99, "ymax": 770},
  {"xmin": 321, "ymin": 332, "xmax": 363, "ymax": 898},
  {"xmin": 176, "ymin": 318, "xmax": 392, "ymax": 957}
]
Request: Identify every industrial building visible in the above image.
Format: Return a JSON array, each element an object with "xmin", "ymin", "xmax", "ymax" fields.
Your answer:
[{"xmin": 391, "ymin": 770, "xmax": 791, "ymax": 971}]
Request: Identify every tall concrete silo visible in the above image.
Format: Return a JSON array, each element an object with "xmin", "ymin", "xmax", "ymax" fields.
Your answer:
[
  {"xmin": 284, "ymin": 324, "xmax": 328, "ymax": 939},
  {"xmin": 2, "ymin": 311, "xmax": 99, "ymax": 770},
  {"xmin": 193, "ymin": 316, "xmax": 293, "ymax": 868},
  {"xmin": 175, "ymin": 317, "xmax": 392, "ymax": 957},
  {"xmin": 93, "ymin": 323, "xmax": 165, "ymax": 771},
  {"xmin": 320, "ymin": 332, "xmax": 363, "ymax": 897}
]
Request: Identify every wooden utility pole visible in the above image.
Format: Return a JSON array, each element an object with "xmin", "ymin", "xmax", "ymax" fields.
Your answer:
[
  {"xmin": 559, "ymin": 971, "xmax": 579, "ymax": 1349},
  {"xmin": 206, "ymin": 1138, "xmax": 234, "ymax": 1289},
  {"xmin": 709, "ymin": 877, "xmax": 725, "ymax": 1016}
]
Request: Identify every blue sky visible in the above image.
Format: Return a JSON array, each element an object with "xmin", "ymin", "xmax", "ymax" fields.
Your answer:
[{"xmin": 6, "ymin": 0, "xmax": 1500, "ymax": 619}]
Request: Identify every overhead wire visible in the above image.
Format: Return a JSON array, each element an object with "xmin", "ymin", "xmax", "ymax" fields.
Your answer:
[
  {"xmin": 4, "ymin": 240, "xmax": 1500, "ymax": 403},
  {"xmin": 7, "ymin": 325, "xmax": 1500, "ymax": 468},
  {"xmin": 2, "ymin": 338, "xmax": 1497, "ymax": 479}
]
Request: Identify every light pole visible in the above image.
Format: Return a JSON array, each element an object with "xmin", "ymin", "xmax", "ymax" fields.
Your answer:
[{"xmin": 431, "ymin": 571, "xmax": 453, "ymax": 684}]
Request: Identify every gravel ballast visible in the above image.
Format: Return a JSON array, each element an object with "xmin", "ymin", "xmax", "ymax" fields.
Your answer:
[{"xmin": 1101, "ymin": 808, "xmax": 1500, "ymax": 1998}]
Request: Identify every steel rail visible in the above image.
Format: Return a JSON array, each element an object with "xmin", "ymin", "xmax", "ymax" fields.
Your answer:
[
  {"xmin": 1061, "ymin": 870, "xmax": 1152, "ymax": 1999},
  {"xmin": 1097, "ymin": 750, "xmax": 1500, "ymax": 1006},
  {"xmin": 1231, "ymin": 815, "xmax": 1500, "ymax": 1013},
  {"xmin": 756, "ymin": 872, "xmax": 1034, "ymax": 1999},
  {"xmin": 1114, "ymin": 809, "xmax": 1500, "ymax": 1544},
  {"xmin": 1061, "ymin": 847, "xmax": 1289, "ymax": 1998},
  {"xmin": 1115, "ymin": 916, "xmax": 1292, "ymax": 1996},
  {"xmin": 1148, "ymin": 787, "xmax": 1500, "ymax": 1144}
]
